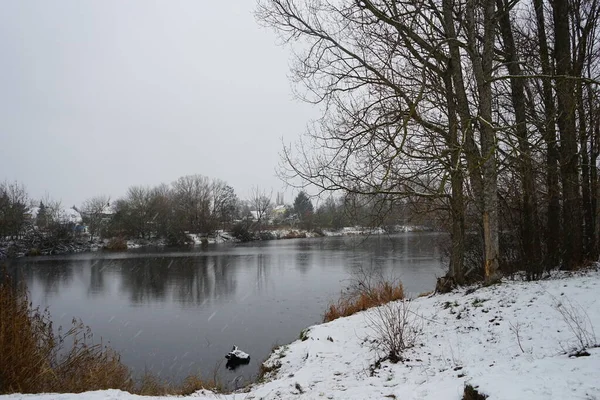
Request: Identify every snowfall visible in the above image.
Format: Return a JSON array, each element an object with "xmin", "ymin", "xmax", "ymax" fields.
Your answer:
[{"xmin": 3, "ymin": 268, "xmax": 599, "ymax": 400}]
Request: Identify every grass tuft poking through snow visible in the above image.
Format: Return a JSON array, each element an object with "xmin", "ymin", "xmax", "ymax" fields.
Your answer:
[{"xmin": 552, "ymin": 295, "xmax": 598, "ymax": 355}]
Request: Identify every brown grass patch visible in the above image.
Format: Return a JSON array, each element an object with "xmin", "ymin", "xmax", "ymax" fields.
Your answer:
[
  {"xmin": 105, "ymin": 237, "xmax": 128, "ymax": 251},
  {"xmin": 283, "ymin": 230, "xmax": 307, "ymax": 239},
  {"xmin": 0, "ymin": 273, "xmax": 132, "ymax": 394},
  {"xmin": 136, "ymin": 372, "xmax": 222, "ymax": 396},
  {"xmin": 323, "ymin": 280, "xmax": 404, "ymax": 322}
]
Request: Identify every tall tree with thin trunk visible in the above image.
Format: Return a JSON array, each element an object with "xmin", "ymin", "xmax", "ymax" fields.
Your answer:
[{"xmin": 553, "ymin": 0, "xmax": 584, "ymax": 269}]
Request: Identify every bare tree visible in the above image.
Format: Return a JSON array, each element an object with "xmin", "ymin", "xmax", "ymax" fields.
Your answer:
[
  {"xmin": 112, "ymin": 186, "xmax": 154, "ymax": 239},
  {"xmin": 249, "ymin": 186, "xmax": 273, "ymax": 232},
  {"xmin": 257, "ymin": 0, "xmax": 485, "ymax": 283},
  {"xmin": 211, "ymin": 180, "xmax": 238, "ymax": 228},
  {"xmin": 80, "ymin": 195, "xmax": 111, "ymax": 240},
  {"xmin": 172, "ymin": 175, "xmax": 213, "ymax": 234}
]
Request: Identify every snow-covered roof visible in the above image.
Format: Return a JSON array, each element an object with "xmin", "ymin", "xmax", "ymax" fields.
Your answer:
[
  {"xmin": 59, "ymin": 208, "xmax": 82, "ymax": 224},
  {"xmin": 29, "ymin": 206, "xmax": 40, "ymax": 219}
]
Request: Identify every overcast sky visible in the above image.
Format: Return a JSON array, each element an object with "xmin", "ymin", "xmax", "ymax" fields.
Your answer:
[{"xmin": 0, "ymin": 1, "xmax": 316, "ymax": 208}]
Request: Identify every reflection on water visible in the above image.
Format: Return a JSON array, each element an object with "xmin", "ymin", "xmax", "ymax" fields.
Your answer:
[{"xmin": 7, "ymin": 233, "xmax": 444, "ymax": 388}]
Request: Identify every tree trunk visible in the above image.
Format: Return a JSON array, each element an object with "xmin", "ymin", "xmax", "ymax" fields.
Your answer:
[
  {"xmin": 442, "ymin": 0, "xmax": 484, "ymax": 209},
  {"xmin": 591, "ymin": 98, "xmax": 600, "ymax": 259},
  {"xmin": 467, "ymin": 0, "xmax": 499, "ymax": 282},
  {"xmin": 579, "ymin": 86, "xmax": 593, "ymax": 259},
  {"xmin": 443, "ymin": 65, "xmax": 465, "ymax": 284},
  {"xmin": 533, "ymin": 0, "xmax": 561, "ymax": 271},
  {"xmin": 553, "ymin": 0, "xmax": 583, "ymax": 269},
  {"xmin": 497, "ymin": 0, "xmax": 542, "ymax": 279}
]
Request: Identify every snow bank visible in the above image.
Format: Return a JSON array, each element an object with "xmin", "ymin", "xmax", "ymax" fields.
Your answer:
[
  {"xmin": 322, "ymin": 225, "xmax": 431, "ymax": 236},
  {"xmin": 3, "ymin": 269, "xmax": 599, "ymax": 399}
]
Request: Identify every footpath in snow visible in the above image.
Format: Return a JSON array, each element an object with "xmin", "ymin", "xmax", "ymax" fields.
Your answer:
[{"xmin": 3, "ymin": 268, "xmax": 600, "ymax": 399}]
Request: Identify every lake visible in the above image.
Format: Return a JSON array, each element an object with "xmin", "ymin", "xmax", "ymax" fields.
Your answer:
[{"xmin": 5, "ymin": 232, "xmax": 445, "ymax": 389}]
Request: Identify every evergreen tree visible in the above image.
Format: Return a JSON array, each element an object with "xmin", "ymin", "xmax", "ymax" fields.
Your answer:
[
  {"xmin": 293, "ymin": 191, "xmax": 314, "ymax": 222},
  {"xmin": 36, "ymin": 201, "xmax": 48, "ymax": 229}
]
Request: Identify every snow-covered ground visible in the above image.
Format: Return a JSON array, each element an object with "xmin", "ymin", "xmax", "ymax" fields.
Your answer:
[{"xmin": 3, "ymin": 268, "xmax": 599, "ymax": 399}]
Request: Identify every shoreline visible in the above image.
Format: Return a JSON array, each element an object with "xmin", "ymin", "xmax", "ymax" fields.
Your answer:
[{"xmin": 1, "ymin": 225, "xmax": 435, "ymax": 260}]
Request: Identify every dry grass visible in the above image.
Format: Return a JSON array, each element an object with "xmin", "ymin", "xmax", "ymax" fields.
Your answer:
[
  {"xmin": 0, "ymin": 273, "xmax": 223, "ymax": 396},
  {"xmin": 323, "ymin": 280, "xmax": 404, "ymax": 322},
  {"xmin": 283, "ymin": 231, "xmax": 307, "ymax": 239},
  {"xmin": 0, "ymin": 273, "xmax": 133, "ymax": 394},
  {"xmin": 136, "ymin": 372, "xmax": 222, "ymax": 396},
  {"xmin": 104, "ymin": 237, "xmax": 128, "ymax": 251}
]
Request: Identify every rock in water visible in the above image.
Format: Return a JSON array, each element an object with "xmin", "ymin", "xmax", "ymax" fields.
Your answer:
[{"xmin": 225, "ymin": 345, "xmax": 250, "ymax": 370}]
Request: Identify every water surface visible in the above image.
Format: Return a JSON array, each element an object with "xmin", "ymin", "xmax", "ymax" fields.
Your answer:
[{"xmin": 7, "ymin": 233, "xmax": 445, "ymax": 388}]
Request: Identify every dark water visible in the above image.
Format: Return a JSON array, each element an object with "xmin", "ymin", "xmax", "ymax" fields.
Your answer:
[{"xmin": 6, "ymin": 233, "xmax": 444, "ymax": 388}]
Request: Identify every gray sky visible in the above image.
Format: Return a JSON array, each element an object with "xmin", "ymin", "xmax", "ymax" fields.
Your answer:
[{"xmin": 0, "ymin": 1, "xmax": 316, "ymax": 207}]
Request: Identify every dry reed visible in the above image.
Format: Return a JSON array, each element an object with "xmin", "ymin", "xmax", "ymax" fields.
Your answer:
[
  {"xmin": 323, "ymin": 280, "xmax": 404, "ymax": 322},
  {"xmin": 0, "ymin": 272, "xmax": 222, "ymax": 395}
]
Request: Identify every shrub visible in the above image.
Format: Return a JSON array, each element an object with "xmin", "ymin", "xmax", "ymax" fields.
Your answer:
[
  {"xmin": 324, "ymin": 279, "xmax": 404, "ymax": 322},
  {"xmin": 258, "ymin": 231, "xmax": 275, "ymax": 240},
  {"xmin": 27, "ymin": 248, "xmax": 41, "ymax": 256},
  {"xmin": 231, "ymin": 221, "xmax": 254, "ymax": 242},
  {"xmin": 366, "ymin": 300, "xmax": 421, "ymax": 363},
  {"xmin": 463, "ymin": 384, "xmax": 488, "ymax": 399},
  {"xmin": 165, "ymin": 229, "xmax": 189, "ymax": 246},
  {"xmin": 105, "ymin": 237, "xmax": 128, "ymax": 251},
  {"xmin": 283, "ymin": 230, "xmax": 307, "ymax": 239},
  {"xmin": 553, "ymin": 296, "xmax": 598, "ymax": 354}
]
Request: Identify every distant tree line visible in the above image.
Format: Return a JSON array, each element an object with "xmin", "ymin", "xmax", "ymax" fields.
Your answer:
[
  {"xmin": 1, "ymin": 175, "xmax": 436, "ymax": 254},
  {"xmin": 93, "ymin": 175, "xmax": 239, "ymax": 244}
]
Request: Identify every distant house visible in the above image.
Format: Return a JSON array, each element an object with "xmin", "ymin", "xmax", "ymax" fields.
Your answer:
[
  {"xmin": 26, "ymin": 206, "xmax": 40, "ymax": 221},
  {"xmin": 74, "ymin": 224, "xmax": 88, "ymax": 234},
  {"xmin": 249, "ymin": 210, "xmax": 260, "ymax": 221},
  {"xmin": 271, "ymin": 205, "xmax": 289, "ymax": 223},
  {"xmin": 60, "ymin": 208, "xmax": 83, "ymax": 225},
  {"xmin": 272, "ymin": 204, "xmax": 287, "ymax": 217},
  {"xmin": 78, "ymin": 204, "xmax": 114, "ymax": 222}
]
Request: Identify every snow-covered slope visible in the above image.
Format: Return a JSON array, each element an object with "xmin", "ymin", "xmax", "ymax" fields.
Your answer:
[{"xmin": 3, "ymin": 269, "xmax": 599, "ymax": 399}]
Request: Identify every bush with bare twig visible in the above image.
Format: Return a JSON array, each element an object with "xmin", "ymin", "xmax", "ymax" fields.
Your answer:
[
  {"xmin": 366, "ymin": 300, "xmax": 421, "ymax": 363},
  {"xmin": 553, "ymin": 297, "xmax": 598, "ymax": 355}
]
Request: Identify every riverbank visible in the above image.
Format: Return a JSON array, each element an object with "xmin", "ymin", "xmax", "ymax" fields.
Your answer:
[
  {"xmin": 1, "ymin": 225, "xmax": 432, "ymax": 259},
  {"xmin": 2, "ymin": 266, "xmax": 598, "ymax": 399}
]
